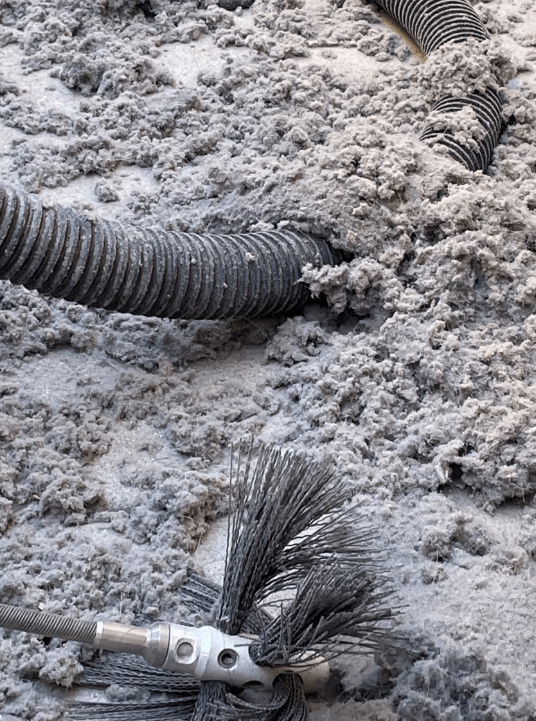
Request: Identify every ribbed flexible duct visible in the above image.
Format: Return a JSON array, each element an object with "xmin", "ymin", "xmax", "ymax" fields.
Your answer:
[
  {"xmin": 0, "ymin": 184, "xmax": 339, "ymax": 320},
  {"xmin": 420, "ymin": 88, "xmax": 503, "ymax": 170},
  {"xmin": 374, "ymin": 0, "xmax": 504, "ymax": 171},
  {"xmin": 375, "ymin": 0, "xmax": 489, "ymax": 54}
]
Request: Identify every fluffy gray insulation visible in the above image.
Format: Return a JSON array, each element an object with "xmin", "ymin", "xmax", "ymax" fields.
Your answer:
[{"xmin": 1, "ymin": 0, "xmax": 536, "ymax": 718}]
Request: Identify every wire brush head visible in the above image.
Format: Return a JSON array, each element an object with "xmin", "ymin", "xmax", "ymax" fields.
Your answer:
[{"xmin": 70, "ymin": 443, "xmax": 396, "ymax": 721}]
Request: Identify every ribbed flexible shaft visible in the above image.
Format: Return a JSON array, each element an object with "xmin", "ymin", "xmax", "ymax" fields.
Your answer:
[
  {"xmin": 0, "ymin": 183, "xmax": 338, "ymax": 320},
  {"xmin": 0, "ymin": 603, "xmax": 97, "ymax": 644},
  {"xmin": 374, "ymin": 0, "xmax": 503, "ymax": 171}
]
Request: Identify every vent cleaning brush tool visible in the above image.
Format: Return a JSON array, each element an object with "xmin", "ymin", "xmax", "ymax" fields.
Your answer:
[
  {"xmin": 0, "ymin": 605, "xmax": 328, "ymax": 692},
  {"xmin": 0, "ymin": 445, "xmax": 395, "ymax": 720}
]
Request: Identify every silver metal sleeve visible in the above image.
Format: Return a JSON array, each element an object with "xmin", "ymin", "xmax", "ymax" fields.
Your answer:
[{"xmin": 94, "ymin": 621, "xmax": 170, "ymax": 667}]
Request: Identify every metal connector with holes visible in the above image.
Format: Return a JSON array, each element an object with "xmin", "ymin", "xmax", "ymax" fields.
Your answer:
[{"xmin": 0, "ymin": 604, "xmax": 329, "ymax": 692}]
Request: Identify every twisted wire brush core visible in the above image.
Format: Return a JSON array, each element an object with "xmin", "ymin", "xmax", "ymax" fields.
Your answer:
[
  {"xmin": 0, "ymin": 603, "xmax": 97, "ymax": 645},
  {"xmin": 374, "ymin": 0, "xmax": 504, "ymax": 171},
  {"xmin": 0, "ymin": 183, "xmax": 339, "ymax": 320}
]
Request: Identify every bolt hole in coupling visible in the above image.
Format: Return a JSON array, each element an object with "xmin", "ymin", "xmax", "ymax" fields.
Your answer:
[{"xmin": 97, "ymin": 620, "xmax": 329, "ymax": 692}]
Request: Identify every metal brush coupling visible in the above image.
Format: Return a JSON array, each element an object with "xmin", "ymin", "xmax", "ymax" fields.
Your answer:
[
  {"xmin": 90, "ymin": 619, "xmax": 329, "ymax": 692},
  {"xmin": 161, "ymin": 623, "xmax": 329, "ymax": 692},
  {"xmin": 0, "ymin": 604, "xmax": 329, "ymax": 692}
]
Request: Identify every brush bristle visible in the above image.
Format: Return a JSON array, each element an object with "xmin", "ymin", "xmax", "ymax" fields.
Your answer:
[
  {"xmin": 217, "ymin": 444, "xmax": 395, "ymax": 663},
  {"xmin": 249, "ymin": 560, "xmax": 394, "ymax": 666},
  {"xmin": 77, "ymin": 653, "xmax": 201, "ymax": 693},
  {"xmin": 217, "ymin": 444, "xmax": 352, "ymax": 635},
  {"xmin": 190, "ymin": 681, "xmax": 229, "ymax": 720}
]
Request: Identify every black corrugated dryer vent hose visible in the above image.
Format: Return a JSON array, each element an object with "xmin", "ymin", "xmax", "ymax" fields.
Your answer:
[
  {"xmin": 374, "ymin": 0, "xmax": 504, "ymax": 171},
  {"xmin": 0, "ymin": 183, "xmax": 339, "ymax": 320}
]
